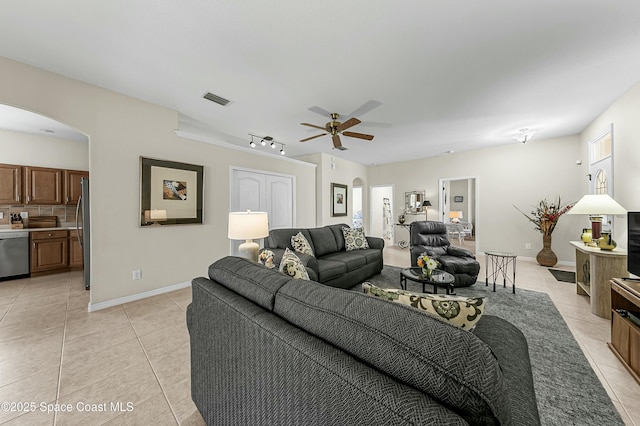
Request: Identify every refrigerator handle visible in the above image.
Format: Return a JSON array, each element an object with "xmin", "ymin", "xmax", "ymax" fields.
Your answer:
[{"xmin": 76, "ymin": 195, "xmax": 82, "ymax": 246}]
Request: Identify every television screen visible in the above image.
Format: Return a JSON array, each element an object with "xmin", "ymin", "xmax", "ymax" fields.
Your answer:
[{"xmin": 628, "ymin": 212, "xmax": 640, "ymax": 278}]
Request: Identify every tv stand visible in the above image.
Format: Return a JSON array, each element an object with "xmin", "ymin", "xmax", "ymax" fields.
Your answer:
[
  {"xmin": 609, "ymin": 278, "xmax": 640, "ymax": 385},
  {"xmin": 622, "ymin": 277, "xmax": 640, "ymax": 282}
]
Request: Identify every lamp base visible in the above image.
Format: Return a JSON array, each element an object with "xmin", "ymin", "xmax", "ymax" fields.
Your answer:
[
  {"xmin": 590, "ymin": 216, "xmax": 603, "ymax": 240},
  {"xmin": 238, "ymin": 240, "xmax": 260, "ymax": 262}
]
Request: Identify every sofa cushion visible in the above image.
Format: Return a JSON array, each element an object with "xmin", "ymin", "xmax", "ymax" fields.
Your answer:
[
  {"xmin": 315, "ymin": 258, "xmax": 347, "ymax": 282},
  {"xmin": 273, "ymin": 279, "xmax": 511, "ymax": 425},
  {"xmin": 308, "ymin": 226, "xmax": 339, "ymax": 257},
  {"xmin": 208, "ymin": 256, "xmax": 293, "ymax": 311},
  {"xmin": 279, "ymin": 248, "xmax": 310, "ymax": 280},
  {"xmin": 362, "ymin": 248, "xmax": 383, "ymax": 265},
  {"xmin": 362, "ymin": 283, "xmax": 486, "ymax": 330},
  {"xmin": 320, "ymin": 251, "xmax": 367, "ymax": 272},
  {"xmin": 291, "ymin": 232, "xmax": 314, "ymax": 256},
  {"xmin": 342, "ymin": 226, "xmax": 370, "ymax": 251},
  {"xmin": 268, "ymin": 228, "xmax": 314, "ymax": 252}
]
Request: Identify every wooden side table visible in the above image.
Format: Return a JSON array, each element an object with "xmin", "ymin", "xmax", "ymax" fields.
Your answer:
[{"xmin": 570, "ymin": 241, "xmax": 628, "ymax": 319}]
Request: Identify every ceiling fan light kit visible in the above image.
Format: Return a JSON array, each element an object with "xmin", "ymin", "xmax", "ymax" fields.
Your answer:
[
  {"xmin": 249, "ymin": 134, "xmax": 285, "ymax": 156},
  {"xmin": 512, "ymin": 128, "xmax": 536, "ymax": 143}
]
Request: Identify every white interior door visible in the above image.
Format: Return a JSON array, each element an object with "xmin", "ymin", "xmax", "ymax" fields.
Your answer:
[{"xmin": 230, "ymin": 168, "xmax": 294, "ymax": 255}]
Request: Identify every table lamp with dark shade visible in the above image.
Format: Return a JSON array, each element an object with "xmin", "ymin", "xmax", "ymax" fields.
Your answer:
[
  {"xmin": 228, "ymin": 210, "xmax": 269, "ymax": 262},
  {"xmin": 567, "ymin": 194, "xmax": 626, "ymax": 240},
  {"xmin": 422, "ymin": 200, "xmax": 431, "ymax": 221}
]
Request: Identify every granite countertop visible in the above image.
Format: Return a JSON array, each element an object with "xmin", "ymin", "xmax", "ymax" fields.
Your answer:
[{"xmin": 0, "ymin": 224, "xmax": 79, "ymax": 234}]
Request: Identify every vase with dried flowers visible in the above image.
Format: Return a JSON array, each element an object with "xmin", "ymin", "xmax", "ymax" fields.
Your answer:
[{"xmin": 514, "ymin": 197, "xmax": 573, "ymax": 267}]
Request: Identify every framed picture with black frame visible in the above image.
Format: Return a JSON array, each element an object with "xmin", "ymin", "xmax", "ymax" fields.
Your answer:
[
  {"xmin": 140, "ymin": 157, "xmax": 204, "ymax": 226},
  {"xmin": 331, "ymin": 183, "xmax": 348, "ymax": 217}
]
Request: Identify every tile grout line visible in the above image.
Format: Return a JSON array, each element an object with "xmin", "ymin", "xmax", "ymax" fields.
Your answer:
[
  {"xmin": 53, "ymin": 272, "xmax": 72, "ymax": 426},
  {"xmin": 121, "ymin": 301, "xmax": 180, "ymax": 426}
]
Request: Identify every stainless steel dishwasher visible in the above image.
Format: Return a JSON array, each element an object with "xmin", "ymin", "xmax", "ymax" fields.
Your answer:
[{"xmin": 0, "ymin": 231, "xmax": 30, "ymax": 279}]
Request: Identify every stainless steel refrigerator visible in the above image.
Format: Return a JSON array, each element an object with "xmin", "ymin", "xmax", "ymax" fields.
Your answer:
[{"xmin": 76, "ymin": 177, "xmax": 91, "ymax": 290}]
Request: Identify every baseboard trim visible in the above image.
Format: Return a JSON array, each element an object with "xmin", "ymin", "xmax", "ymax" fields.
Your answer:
[{"xmin": 88, "ymin": 281, "xmax": 191, "ymax": 312}]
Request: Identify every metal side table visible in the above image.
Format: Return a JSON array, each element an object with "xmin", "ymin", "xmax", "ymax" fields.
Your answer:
[{"xmin": 485, "ymin": 251, "xmax": 517, "ymax": 293}]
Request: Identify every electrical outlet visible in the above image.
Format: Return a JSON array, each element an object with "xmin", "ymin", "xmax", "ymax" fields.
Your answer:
[
  {"xmin": 525, "ymin": 243, "xmax": 532, "ymax": 250},
  {"xmin": 0, "ymin": 212, "xmax": 3, "ymax": 220},
  {"xmin": 20, "ymin": 211, "xmax": 28, "ymax": 218},
  {"xmin": 132, "ymin": 269, "xmax": 142, "ymax": 280}
]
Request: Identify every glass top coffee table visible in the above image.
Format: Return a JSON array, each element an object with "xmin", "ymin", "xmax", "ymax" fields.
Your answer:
[{"xmin": 400, "ymin": 267, "xmax": 456, "ymax": 295}]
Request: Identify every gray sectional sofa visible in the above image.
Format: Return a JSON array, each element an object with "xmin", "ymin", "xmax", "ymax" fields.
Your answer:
[
  {"xmin": 264, "ymin": 223, "xmax": 384, "ymax": 289},
  {"xmin": 188, "ymin": 256, "xmax": 541, "ymax": 426}
]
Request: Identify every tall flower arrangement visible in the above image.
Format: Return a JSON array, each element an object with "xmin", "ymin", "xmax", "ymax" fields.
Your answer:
[{"xmin": 514, "ymin": 197, "xmax": 573, "ymax": 236}]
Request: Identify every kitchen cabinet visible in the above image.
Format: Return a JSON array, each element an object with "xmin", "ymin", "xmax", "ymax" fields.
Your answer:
[
  {"xmin": 0, "ymin": 163, "xmax": 23, "ymax": 204},
  {"xmin": 23, "ymin": 166, "xmax": 63, "ymax": 205},
  {"xmin": 30, "ymin": 230, "xmax": 68, "ymax": 273},
  {"xmin": 69, "ymin": 231, "xmax": 84, "ymax": 268},
  {"xmin": 64, "ymin": 169, "xmax": 89, "ymax": 205}
]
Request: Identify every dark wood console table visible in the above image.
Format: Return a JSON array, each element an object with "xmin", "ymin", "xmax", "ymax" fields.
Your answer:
[{"xmin": 609, "ymin": 278, "xmax": 640, "ymax": 385}]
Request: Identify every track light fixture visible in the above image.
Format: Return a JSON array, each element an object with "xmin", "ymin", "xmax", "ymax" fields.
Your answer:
[{"xmin": 248, "ymin": 133, "xmax": 286, "ymax": 156}]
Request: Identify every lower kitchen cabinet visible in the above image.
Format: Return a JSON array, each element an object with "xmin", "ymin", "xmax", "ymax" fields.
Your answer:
[
  {"xmin": 30, "ymin": 229, "xmax": 83, "ymax": 275},
  {"xmin": 69, "ymin": 232, "xmax": 84, "ymax": 268}
]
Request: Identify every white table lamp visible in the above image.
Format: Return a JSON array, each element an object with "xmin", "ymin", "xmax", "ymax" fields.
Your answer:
[
  {"xmin": 567, "ymin": 194, "xmax": 626, "ymax": 239},
  {"xmin": 228, "ymin": 210, "xmax": 269, "ymax": 262},
  {"xmin": 449, "ymin": 211, "xmax": 463, "ymax": 223}
]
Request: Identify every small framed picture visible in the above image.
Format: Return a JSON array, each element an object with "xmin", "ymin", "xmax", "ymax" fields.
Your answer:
[
  {"xmin": 331, "ymin": 183, "xmax": 348, "ymax": 217},
  {"xmin": 454, "ymin": 196, "xmax": 464, "ymax": 203}
]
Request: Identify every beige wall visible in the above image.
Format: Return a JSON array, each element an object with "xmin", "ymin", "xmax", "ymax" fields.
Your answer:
[
  {"xmin": 0, "ymin": 57, "xmax": 316, "ymax": 308},
  {"xmin": 580, "ymin": 80, "xmax": 640, "ymax": 248},
  {"xmin": 368, "ymin": 136, "xmax": 584, "ymax": 262},
  {"xmin": 0, "ymin": 129, "xmax": 89, "ymax": 170},
  {"xmin": 297, "ymin": 152, "xmax": 368, "ymax": 228}
]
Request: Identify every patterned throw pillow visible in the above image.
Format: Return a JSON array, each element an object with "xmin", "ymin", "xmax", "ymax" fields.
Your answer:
[
  {"xmin": 291, "ymin": 232, "xmax": 314, "ymax": 257},
  {"xmin": 279, "ymin": 248, "xmax": 310, "ymax": 280},
  {"xmin": 342, "ymin": 226, "xmax": 370, "ymax": 251},
  {"xmin": 362, "ymin": 282, "xmax": 486, "ymax": 330}
]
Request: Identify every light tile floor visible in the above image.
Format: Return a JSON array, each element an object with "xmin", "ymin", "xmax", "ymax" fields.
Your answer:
[{"xmin": 0, "ymin": 247, "xmax": 638, "ymax": 425}]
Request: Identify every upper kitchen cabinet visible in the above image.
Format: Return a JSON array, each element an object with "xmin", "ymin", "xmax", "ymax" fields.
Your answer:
[
  {"xmin": 64, "ymin": 169, "xmax": 89, "ymax": 205},
  {"xmin": 23, "ymin": 166, "xmax": 63, "ymax": 205},
  {"xmin": 0, "ymin": 163, "xmax": 23, "ymax": 204}
]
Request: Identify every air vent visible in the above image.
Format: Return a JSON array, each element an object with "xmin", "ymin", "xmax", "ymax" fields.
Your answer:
[{"xmin": 203, "ymin": 92, "xmax": 230, "ymax": 106}]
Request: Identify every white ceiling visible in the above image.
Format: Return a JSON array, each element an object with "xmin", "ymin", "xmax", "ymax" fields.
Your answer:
[{"xmin": 1, "ymin": 0, "xmax": 640, "ymax": 165}]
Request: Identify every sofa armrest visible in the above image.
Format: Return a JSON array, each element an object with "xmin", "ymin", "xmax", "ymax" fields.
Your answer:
[
  {"xmin": 366, "ymin": 236, "xmax": 385, "ymax": 250},
  {"xmin": 270, "ymin": 248, "xmax": 319, "ymax": 280},
  {"xmin": 447, "ymin": 246, "xmax": 476, "ymax": 259}
]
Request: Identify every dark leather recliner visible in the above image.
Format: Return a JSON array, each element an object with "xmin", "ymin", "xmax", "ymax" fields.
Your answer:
[{"xmin": 409, "ymin": 221, "xmax": 480, "ymax": 287}]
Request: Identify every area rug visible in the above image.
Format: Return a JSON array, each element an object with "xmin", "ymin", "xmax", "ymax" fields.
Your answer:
[
  {"xmin": 356, "ymin": 265, "xmax": 623, "ymax": 426},
  {"xmin": 549, "ymin": 268, "xmax": 577, "ymax": 283}
]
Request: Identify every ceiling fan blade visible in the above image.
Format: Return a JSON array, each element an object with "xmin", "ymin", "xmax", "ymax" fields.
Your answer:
[
  {"xmin": 338, "ymin": 117, "xmax": 361, "ymax": 132},
  {"xmin": 301, "ymin": 122, "xmax": 326, "ymax": 131},
  {"xmin": 308, "ymin": 106, "xmax": 332, "ymax": 117},
  {"xmin": 300, "ymin": 133, "xmax": 327, "ymax": 142},
  {"xmin": 332, "ymin": 134, "xmax": 342, "ymax": 149},
  {"xmin": 344, "ymin": 100, "xmax": 382, "ymax": 119},
  {"xmin": 342, "ymin": 131, "xmax": 374, "ymax": 141}
]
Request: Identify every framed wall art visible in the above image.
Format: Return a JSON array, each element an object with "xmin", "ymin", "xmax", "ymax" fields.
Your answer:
[
  {"xmin": 140, "ymin": 157, "xmax": 204, "ymax": 226},
  {"xmin": 454, "ymin": 195, "xmax": 464, "ymax": 203},
  {"xmin": 331, "ymin": 183, "xmax": 348, "ymax": 217}
]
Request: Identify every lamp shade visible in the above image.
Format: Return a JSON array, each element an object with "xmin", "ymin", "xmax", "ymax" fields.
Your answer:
[
  {"xmin": 567, "ymin": 194, "xmax": 626, "ymax": 215},
  {"xmin": 228, "ymin": 211, "xmax": 269, "ymax": 240},
  {"xmin": 422, "ymin": 200, "xmax": 432, "ymax": 207},
  {"xmin": 449, "ymin": 211, "xmax": 463, "ymax": 219}
]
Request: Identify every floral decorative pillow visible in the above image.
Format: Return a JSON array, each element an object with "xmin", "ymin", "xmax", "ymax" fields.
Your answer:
[
  {"xmin": 291, "ymin": 232, "xmax": 314, "ymax": 257},
  {"xmin": 342, "ymin": 226, "xmax": 370, "ymax": 251},
  {"xmin": 279, "ymin": 248, "xmax": 310, "ymax": 280},
  {"xmin": 362, "ymin": 283, "xmax": 486, "ymax": 330}
]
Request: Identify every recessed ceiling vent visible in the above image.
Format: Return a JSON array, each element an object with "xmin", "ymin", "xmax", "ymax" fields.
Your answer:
[{"xmin": 203, "ymin": 92, "xmax": 230, "ymax": 106}]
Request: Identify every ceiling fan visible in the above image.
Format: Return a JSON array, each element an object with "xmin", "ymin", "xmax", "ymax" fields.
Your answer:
[{"xmin": 299, "ymin": 112, "xmax": 374, "ymax": 150}]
